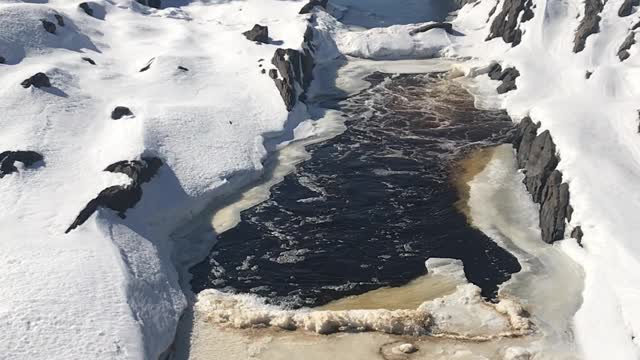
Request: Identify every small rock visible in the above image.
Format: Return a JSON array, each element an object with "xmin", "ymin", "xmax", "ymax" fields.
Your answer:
[
  {"xmin": 488, "ymin": 63, "xmax": 503, "ymax": 80},
  {"xmin": 111, "ymin": 106, "xmax": 133, "ymax": 120},
  {"xmin": 258, "ymin": 58, "xmax": 264, "ymax": 62},
  {"xmin": 243, "ymin": 24, "xmax": 269, "ymax": 44},
  {"xmin": 571, "ymin": 226, "xmax": 584, "ymax": 244},
  {"xmin": 409, "ymin": 22, "xmax": 454, "ymax": 35},
  {"xmin": 393, "ymin": 343, "xmax": 418, "ymax": 354},
  {"xmin": 82, "ymin": 57, "xmax": 96, "ymax": 65},
  {"xmin": 139, "ymin": 58, "xmax": 154, "ymax": 72},
  {"xmin": 261, "ymin": 69, "xmax": 266, "ymax": 74},
  {"xmin": 41, "ymin": 19, "xmax": 56, "ymax": 34},
  {"xmin": 0, "ymin": 151, "xmax": 44, "ymax": 178},
  {"xmin": 268, "ymin": 69, "xmax": 278, "ymax": 79},
  {"xmin": 54, "ymin": 14, "xmax": 65, "ymax": 27},
  {"xmin": 79, "ymin": 2, "xmax": 94, "ymax": 16},
  {"xmin": 177, "ymin": 66, "xmax": 189, "ymax": 71},
  {"xmin": 21, "ymin": 73, "xmax": 51, "ymax": 88},
  {"xmin": 585, "ymin": 71, "xmax": 593, "ymax": 79}
]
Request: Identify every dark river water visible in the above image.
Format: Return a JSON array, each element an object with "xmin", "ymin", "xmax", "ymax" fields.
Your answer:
[{"xmin": 190, "ymin": 72, "xmax": 521, "ymax": 309}]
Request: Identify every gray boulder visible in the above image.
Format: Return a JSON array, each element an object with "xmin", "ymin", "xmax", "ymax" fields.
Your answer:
[
  {"xmin": 0, "ymin": 151, "xmax": 44, "ymax": 178},
  {"xmin": 41, "ymin": 19, "xmax": 56, "ymax": 34},
  {"xmin": 21, "ymin": 73, "xmax": 51, "ymax": 88},
  {"xmin": 573, "ymin": 0, "xmax": 603, "ymax": 53},
  {"xmin": 243, "ymin": 24, "xmax": 269, "ymax": 44},
  {"xmin": 111, "ymin": 106, "xmax": 133, "ymax": 120}
]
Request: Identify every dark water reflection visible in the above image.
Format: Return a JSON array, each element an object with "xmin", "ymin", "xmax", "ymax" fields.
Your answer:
[{"xmin": 191, "ymin": 72, "xmax": 520, "ymax": 308}]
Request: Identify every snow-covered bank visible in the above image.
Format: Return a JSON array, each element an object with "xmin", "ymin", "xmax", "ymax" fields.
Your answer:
[
  {"xmin": 0, "ymin": 0, "xmax": 313, "ymax": 358},
  {"xmin": 445, "ymin": 1, "xmax": 640, "ymax": 358}
]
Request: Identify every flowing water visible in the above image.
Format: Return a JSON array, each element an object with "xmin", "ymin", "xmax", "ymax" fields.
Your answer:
[{"xmin": 190, "ymin": 71, "xmax": 520, "ymax": 309}]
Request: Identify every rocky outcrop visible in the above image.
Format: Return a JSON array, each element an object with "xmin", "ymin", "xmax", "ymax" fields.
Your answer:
[
  {"xmin": 619, "ymin": 0, "xmax": 639, "ymax": 17},
  {"xmin": 573, "ymin": 0, "xmax": 604, "ymax": 53},
  {"xmin": 513, "ymin": 117, "xmax": 574, "ymax": 244},
  {"xmin": 111, "ymin": 106, "xmax": 133, "ymax": 120},
  {"xmin": 618, "ymin": 32, "xmax": 636, "ymax": 61},
  {"xmin": 41, "ymin": 19, "xmax": 56, "ymax": 34},
  {"xmin": 486, "ymin": 0, "xmax": 534, "ymax": 46},
  {"xmin": 270, "ymin": 24, "xmax": 316, "ymax": 111},
  {"xmin": 21, "ymin": 73, "xmax": 51, "ymax": 88},
  {"xmin": 79, "ymin": 2, "xmax": 94, "ymax": 17},
  {"xmin": 65, "ymin": 157, "xmax": 162, "ymax": 233},
  {"xmin": 299, "ymin": 0, "xmax": 328, "ymax": 14},
  {"xmin": 54, "ymin": 14, "xmax": 65, "ymax": 27},
  {"xmin": 487, "ymin": 64, "xmax": 520, "ymax": 94},
  {"xmin": 82, "ymin": 57, "xmax": 96, "ymax": 65},
  {"xmin": 0, "ymin": 151, "xmax": 44, "ymax": 178},
  {"xmin": 409, "ymin": 22, "xmax": 454, "ymax": 35},
  {"xmin": 243, "ymin": 24, "xmax": 269, "ymax": 44}
]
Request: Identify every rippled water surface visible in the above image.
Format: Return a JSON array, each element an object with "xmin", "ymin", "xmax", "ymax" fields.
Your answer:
[{"xmin": 191, "ymin": 72, "xmax": 520, "ymax": 308}]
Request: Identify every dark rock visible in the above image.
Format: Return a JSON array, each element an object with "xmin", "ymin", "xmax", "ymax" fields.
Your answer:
[
  {"xmin": 619, "ymin": 0, "xmax": 639, "ymax": 17},
  {"xmin": 488, "ymin": 65, "xmax": 520, "ymax": 94},
  {"xmin": 82, "ymin": 57, "xmax": 96, "ymax": 65},
  {"xmin": 178, "ymin": 66, "xmax": 189, "ymax": 71},
  {"xmin": 65, "ymin": 157, "xmax": 162, "ymax": 233},
  {"xmin": 487, "ymin": 0, "xmax": 534, "ymax": 46},
  {"xmin": 54, "ymin": 14, "xmax": 65, "ymax": 27},
  {"xmin": 633, "ymin": 22, "xmax": 640, "ymax": 31},
  {"xmin": 488, "ymin": 63, "xmax": 503, "ymax": 80},
  {"xmin": 410, "ymin": 22, "xmax": 454, "ymax": 35},
  {"xmin": 618, "ymin": 32, "xmax": 636, "ymax": 61},
  {"xmin": 269, "ymin": 24, "xmax": 316, "ymax": 111},
  {"xmin": 573, "ymin": 0, "xmax": 604, "ymax": 53},
  {"xmin": 0, "ymin": 151, "xmax": 44, "ymax": 177},
  {"xmin": 299, "ymin": 0, "xmax": 328, "ymax": 14},
  {"xmin": 0, "ymin": 56, "xmax": 5, "ymax": 64},
  {"xmin": 41, "ymin": 19, "xmax": 56, "ymax": 34},
  {"xmin": 136, "ymin": 0, "xmax": 161, "ymax": 9},
  {"xmin": 513, "ymin": 116, "xmax": 539, "ymax": 168},
  {"xmin": 571, "ymin": 226, "xmax": 584, "ymax": 243},
  {"xmin": 104, "ymin": 157, "xmax": 162, "ymax": 184},
  {"xmin": 261, "ymin": 69, "xmax": 266, "ymax": 74},
  {"xmin": 523, "ymin": 130, "xmax": 559, "ymax": 203},
  {"xmin": 79, "ymin": 2, "xmax": 94, "ymax": 16},
  {"xmin": 539, "ymin": 170, "xmax": 570, "ymax": 243},
  {"xmin": 585, "ymin": 71, "xmax": 593, "ymax": 79},
  {"xmin": 243, "ymin": 24, "xmax": 269, "ymax": 44},
  {"xmin": 268, "ymin": 69, "xmax": 278, "ymax": 79},
  {"xmin": 513, "ymin": 117, "xmax": 573, "ymax": 244},
  {"xmin": 111, "ymin": 106, "xmax": 133, "ymax": 120},
  {"xmin": 21, "ymin": 72, "xmax": 51, "ymax": 88},
  {"xmin": 139, "ymin": 58, "xmax": 154, "ymax": 72}
]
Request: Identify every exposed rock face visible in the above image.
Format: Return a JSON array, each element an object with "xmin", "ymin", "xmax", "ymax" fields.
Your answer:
[
  {"xmin": 54, "ymin": 14, "xmax": 65, "ymax": 27},
  {"xmin": 136, "ymin": 0, "xmax": 161, "ymax": 9},
  {"xmin": 619, "ymin": 0, "xmax": 639, "ymax": 17},
  {"xmin": 82, "ymin": 57, "xmax": 96, "ymax": 65},
  {"xmin": 21, "ymin": 73, "xmax": 51, "ymax": 88},
  {"xmin": 513, "ymin": 117, "xmax": 573, "ymax": 244},
  {"xmin": 573, "ymin": 0, "xmax": 604, "ymax": 53},
  {"xmin": 0, "ymin": 151, "xmax": 44, "ymax": 178},
  {"xmin": 487, "ymin": 64, "xmax": 520, "ymax": 94},
  {"xmin": 243, "ymin": 24, "xmax": 269, "ymax": 44},
  {"xmin": 409, "ymin": 22, "xmax": 454, "ymax": 35},
  {"xmin": 41, "ymin": 19, "xmax": 56, "ymax": 34},
  {"xmin": 79, "ymin": 2, "xmax": 94, "ymax": 17},
  {"xmin": 65, "ymin": 157, "xmax": 162, "ymax": 233},
  {"xmin": 299, "ymin": 0, "xmax": 328, "ymax": 14},
  {"xmin": 270, "ymin": 25, "xmax": 316, "ymax": 111},
  {"xmin": 111, "ymin": 106, "xmax": 133, "ymax": 120},
  {"xmin": 618, "ymin": 32, "xmax": 636, "ymax": 61},
  {"xmin": 486, "ymin": 0, "xmax": 534, "ymax": 46}
]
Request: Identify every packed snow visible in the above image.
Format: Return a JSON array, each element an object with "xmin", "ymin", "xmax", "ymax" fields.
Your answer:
[{"xmin": 0, "ymin": 0, "xmax": 310, "ymax": 358}]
